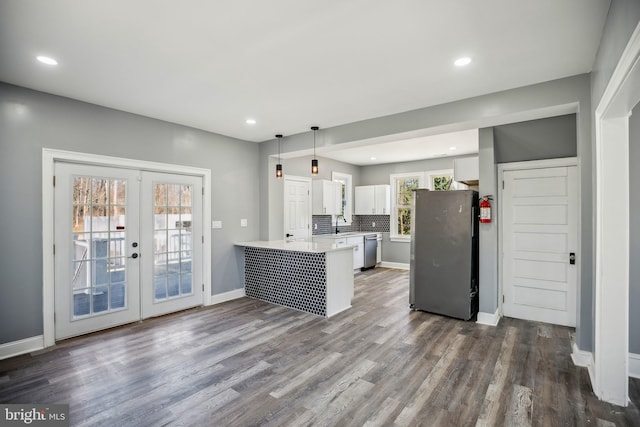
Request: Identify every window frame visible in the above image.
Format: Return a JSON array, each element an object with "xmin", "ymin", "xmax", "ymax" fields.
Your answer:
[
  {"xmin": 390, "ymin": 168, "xmax": 463, "ymax": 242},
  {"xmin": 425, "ymin": 168, "xmax": 465, "ymax": 191},
  {"xmin": 332, "ymin": 171, "xmax": 352, "ymax": 225},
  {"xmin": 390, "ymin": 172, "xmax": 425, "ymax": 242}
]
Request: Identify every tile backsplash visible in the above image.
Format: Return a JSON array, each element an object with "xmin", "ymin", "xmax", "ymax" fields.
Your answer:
[{"xmin": 312, "ymin": 214, "xmax": 390, "ymax": 235}]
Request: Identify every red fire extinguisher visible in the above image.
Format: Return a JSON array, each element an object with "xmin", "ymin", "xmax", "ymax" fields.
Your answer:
[{"xmin": 480, "ymin": 196, "xmax": 492, "ymax": 223}]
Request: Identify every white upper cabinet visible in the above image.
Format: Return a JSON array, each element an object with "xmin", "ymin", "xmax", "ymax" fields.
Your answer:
[
  {"xmin": 453, "ymin": 156, "xmax": 479, "ymax": 184},
  {"xmin": 374, "ymin": 185, "xmax": 390, "ymax": 214},
  {"xmin": 354, "ymin": 185, "xmax": 390, "ymax": 215},
  {"xmin": 312, "ymin": 180, "xmax": 341, "ymax": 215}
]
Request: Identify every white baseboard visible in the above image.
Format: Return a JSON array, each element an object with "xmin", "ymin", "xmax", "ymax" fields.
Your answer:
[
  {"xmin": 629, "ymin": 353, "xmax": 640, "ymax": 379},
  {"xmin": 0, "ymin": 335, "xmax": 44, "ymax": 361},
  {"xmin": 209, "ymin": 288, "xmax": 246, "ymax": 305},
  {"xmin": 571, "ymin": 341, "xmax": 593, "ymax": 367},
  {"xmin": 476, "ymin": 309, "xmax": 501, "ymax": 326},
  {"xmin": 379, "ymin": 262, "xmax": 410, "ymax": 270},
  {"xmin": 571, "ymin": 342, "xmax": 595, "ymax": 387}
]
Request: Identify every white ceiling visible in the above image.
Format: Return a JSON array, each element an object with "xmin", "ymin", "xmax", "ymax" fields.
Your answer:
[
  {"xmin": 0, "ymin": 1, "xmax": 609, "ymax": 144},
  {"xmin": 316, "ymin": 129, "xmax": 479, "ymax": 166}
]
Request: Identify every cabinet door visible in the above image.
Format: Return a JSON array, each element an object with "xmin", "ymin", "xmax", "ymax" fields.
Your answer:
[
  {"xmin": 454, "ymin": 156, "xmax": 479, "ymax": 182},
  {"xmin": 354, "ymin": 186, "xmax": 375, "ymax": 214},
  {"xmin": 347, "ymin": 236, "xmax": 364, "ymax": 269},
  {"xmin": 312, "ymin": 180, "xmax": 340, "ymax": 215},
  {"xmin": 374, "ymin": 185, "xmax": 390, "ymax": 214}
]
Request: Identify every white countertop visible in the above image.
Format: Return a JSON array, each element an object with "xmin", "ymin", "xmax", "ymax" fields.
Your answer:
[
  {"xmin": 235, "ymin": 240, "xmax": 353, "ymax": 253},
  {"xmin": 312, "ymin": 232, "xmax": 380, "ymax": 240}
]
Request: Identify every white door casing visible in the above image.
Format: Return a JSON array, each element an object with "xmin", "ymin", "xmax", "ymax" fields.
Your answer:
[
  {"xmin": 43, "ymin": 149, "xmax": 212, "ymax": 346},
  {"xmin": 591, "ymin": 20, "xmax": 640, "ymax": 406},
  {"xmin": 284, "ymin": 175, "xmax": 311, "ymax": 240},
  {"xmin": 501, "ymin": 161, "xmax": 578, "ymax": 327}
]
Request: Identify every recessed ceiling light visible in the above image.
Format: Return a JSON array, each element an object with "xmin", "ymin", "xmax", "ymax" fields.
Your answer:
[
  {"xmin": 37, "ymin": 55, "xmax": 58, "ymax": 66},
  {"xmin": 370, "ymin": 156, "xmax": 377, "ymax": 160},
  {"xmin": 449, "ymin": 146, "xmax": 457, "ymax": 150},
  {"xmin": 454, "ymin": 57, "xmax": 471, "ymax": 67},
  {"xmin": 245, "ymin": 118, "xmax": 256, "ymax": 125}
]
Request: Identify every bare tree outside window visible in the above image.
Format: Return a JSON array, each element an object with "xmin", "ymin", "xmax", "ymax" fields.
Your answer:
[{"xmin": 396, "ymin": 176, "xmax": 420, "ymax": 236}]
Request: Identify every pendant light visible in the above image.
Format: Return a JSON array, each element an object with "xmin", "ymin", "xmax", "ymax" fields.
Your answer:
[
  {"xmin": 275, "ymin": 134, "xmax": 283, "ymax": 178},
  {"xmin": 311, "ymin": 126, "xmax": 319, "ymax": 175}
]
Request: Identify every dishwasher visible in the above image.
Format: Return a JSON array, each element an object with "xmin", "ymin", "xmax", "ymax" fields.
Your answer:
[{"xmin": 362, "ymin": 234, "xmax": 378, "ymax": 270}]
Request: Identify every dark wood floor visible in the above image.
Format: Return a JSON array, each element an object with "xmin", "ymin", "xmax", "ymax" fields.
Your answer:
[{"xmin": 2, "ymin": 268, "xmax": 640, "ymax": 426}]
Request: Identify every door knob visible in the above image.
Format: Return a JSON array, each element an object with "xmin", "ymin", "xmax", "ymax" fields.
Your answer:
[
  {"xmin": 132, "ymin": 242, "xmax": 138, "ymax": 248},
  {"xmin": 129, "ymin": 253, "xmax": 139, "ymax": 259}
]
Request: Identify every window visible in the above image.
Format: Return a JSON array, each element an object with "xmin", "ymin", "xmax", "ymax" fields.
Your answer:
[
  {"xmin": 332, "ymin": 171, "xmax": 352, "ymax": 225},
  {"xmin": 391, "ymin": 169, "xmax": 461, "ymax": 241},
  {"xmin": 427, "ymin": 169, "xmax": 455, "ymax": 191},
  {"xmin": 390, "ymin": 173, "xmax": 424, "ymax": 240}
]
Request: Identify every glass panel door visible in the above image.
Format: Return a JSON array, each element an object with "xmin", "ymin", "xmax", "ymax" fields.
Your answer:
[
  {"xmin": 141, "ymin": 172, "xmax": 203, "ymax": 319},
  {"xmin": 55, "ymin": 163, "xmax": 141, "ymax": 340},
  {"xmin": 54, "ymin": 164, "xmax": 203, "ymax": 339}
]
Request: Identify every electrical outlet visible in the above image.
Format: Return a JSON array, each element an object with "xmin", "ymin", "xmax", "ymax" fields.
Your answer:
[
  {"xmin": 240, "ymin": 218, "xmax": 248, "ymax": 227},
  {"xmin": 314, "ymin": 223, "xmax": 318, "ymax": 230},
  {"xmin": 372, "ymin": 222, "xmax": 376, "ymax": 227},
  {"xmin": 212, "ymin": 220, "xmax": 222, "ymax": 229}
]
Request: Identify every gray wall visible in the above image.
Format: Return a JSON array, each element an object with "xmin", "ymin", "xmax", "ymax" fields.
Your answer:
[
  {"xmin": 478, "ymin": 128, "xmax": 499, "ymax": 315},
  {"xmin": 588, "ymin": 0, "xmax": 640, "ymax": 352},
  {"xmin": 494, "ymin": 114, "xmax": 577, "ymax": 163},
  {"xmin": 629, "ymin": 103, "xmax": 640, "ymax": 353},
  {"xmin": 263, "ymin": 153, "xmax": 361, "ymax": 240},
  {"xmin": 0, "ymin": 82, "xmax": 260, "ymax": 345}
]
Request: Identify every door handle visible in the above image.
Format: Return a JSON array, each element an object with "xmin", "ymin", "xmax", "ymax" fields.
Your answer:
[
  {"xmin": 569, "ymin": 252, "xmax": 575, "ymax": 265},
  {"xmin": 286, "ymin": 233, "xmax": 293, "ymax": 238}
]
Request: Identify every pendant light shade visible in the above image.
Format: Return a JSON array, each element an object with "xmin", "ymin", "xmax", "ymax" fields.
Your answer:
[
  {"xmin": 275, "ymin": 134, "xmax": 283, "ymax": 178},
  {"xmin": 311, "ymin": 126, "xmax": 319, "ymax": 175}
]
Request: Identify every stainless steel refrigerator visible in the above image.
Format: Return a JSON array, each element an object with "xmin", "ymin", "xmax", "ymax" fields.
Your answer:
[{"xmin": 409, "ymin": 189, "xmax": 479, "ymax": 320}]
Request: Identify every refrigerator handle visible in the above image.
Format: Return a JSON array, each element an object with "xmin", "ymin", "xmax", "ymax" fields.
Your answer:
[{"xmin": 471, "ymin": 206, "xmax": 476, "ymax": 237}]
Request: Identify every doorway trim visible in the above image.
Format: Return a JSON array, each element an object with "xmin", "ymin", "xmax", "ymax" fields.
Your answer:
[
  {"xmin": 592, "ymin": 21, "xmax": 640, "ymax": 406},
  {"xmin": 497, "ymin": 157, "xmax": 579, "ymax": 328},
  {"xmin": 42, "ymin": 148, "xmax": 212, "ymax": 347}
]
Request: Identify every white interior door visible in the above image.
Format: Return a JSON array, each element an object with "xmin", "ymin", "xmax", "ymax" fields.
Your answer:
[
  {"xmin": 502, "ymin": 165, "xmax": 578, "ymax": 327},
  {"xmin": 55, "ymin": 164, "xmax": 204, "ymax": 340},
  {"xmin": 140, "ymin": 172, "xmax": 203, "ymax": 319},
  {"xmin": 54, "ymin": 163, "xmax": 141, "ymax": 339},
  {"xmin": 284, "ymin": 176, "xmax": 311, "ymax": 240}
]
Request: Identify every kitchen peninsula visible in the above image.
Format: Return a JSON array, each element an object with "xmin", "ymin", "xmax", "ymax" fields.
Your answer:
[{"xmin": 234, "ymin": 240, "xmax": 354, "ymax": 317}]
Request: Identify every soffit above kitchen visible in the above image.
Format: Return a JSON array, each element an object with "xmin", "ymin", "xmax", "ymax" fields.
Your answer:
[{"xmin": 0, "ymin": 1, "xmax": 609, "ymax": 143}]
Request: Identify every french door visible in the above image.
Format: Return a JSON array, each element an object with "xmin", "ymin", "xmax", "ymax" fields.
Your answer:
[{"xmin": 54, "ymin": 163, "xmax": 203, "ymax": 340}]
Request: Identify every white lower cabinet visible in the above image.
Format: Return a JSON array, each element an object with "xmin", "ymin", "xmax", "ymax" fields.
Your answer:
[{"xmin": 347, "ymin": 236, "xmax": 364, "ymax": 270}]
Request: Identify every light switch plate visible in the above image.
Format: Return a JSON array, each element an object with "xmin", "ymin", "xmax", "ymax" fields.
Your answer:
[
  {"xmin": 314, "ymin": 223, "xmax": 317, "ymax": 230},
  {"xmin": 212, "ymin": 220, "xmax": 222, "ymax": 229},
  {"xmin": 240, "ymin": 218, "xmax": 248, "ymax": 227},
  {"xmin": 372, "ymin": 222, "xmax": 376, "ymax": 227}
]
